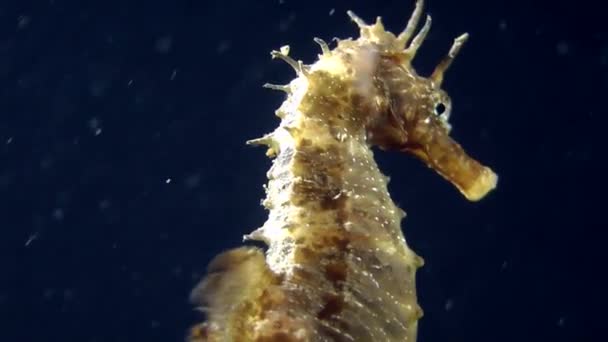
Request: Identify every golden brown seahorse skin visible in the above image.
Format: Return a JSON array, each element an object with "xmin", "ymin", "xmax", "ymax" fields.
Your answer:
[{"xmin": 189, "ymin": 1, "xmax": 497, "ymax": 341}]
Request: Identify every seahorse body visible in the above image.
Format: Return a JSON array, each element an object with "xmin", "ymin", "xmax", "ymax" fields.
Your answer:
[{"xmin": 189, "ymin": 1, "xmax": 497, "ymax": 341}]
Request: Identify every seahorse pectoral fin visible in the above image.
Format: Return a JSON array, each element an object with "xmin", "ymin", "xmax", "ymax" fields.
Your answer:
[
  {"xmin": 188, "ymin": 247, "xmax": 273, "ymax": 341},
  {"xmin": 403, "ymin": 129, "xmax": 497, "ymax": 201}
]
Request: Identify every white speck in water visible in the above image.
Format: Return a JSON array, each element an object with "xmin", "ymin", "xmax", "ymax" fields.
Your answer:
[
  {"xmin": 165, "ymin": 178, "xmax": 172, "ymax": 184},
  {"xmin": 170, "ymin": 69, "xmax": 178, "ymax": 80},
  {"xmin": 279, "ymin": 13, "xmax": 296, "ymax": 32},
  {"xmin": 63, "ymin": 289, "xmax": 75, "ymax": 301},
  {"xmin": 88, "ymin": 117, "xmax": 103, "ymax": 136},
  {"xmin": 89, "ymin": 80, "xmax": 107, "ymax": 97},
  {"xmin": 52, "ymin": 208, "xmax": 64, "ymax": 221},
  {"xmin": 154, "ymin": 35, "xmax": 173, "ymax": 54},
  {"xmin": 498, "ymin": 20, "xmax": 507, "ymax": 31},
  {"xmin": 217, "ymin": 41, "xmax": 231, "ymax": 54},
  {"xmin": 184, "ymin": 174, "xmax": 201, "ymax": 188},
  {"xmin": 6, "ymin": 137, "xmax": 13, "ymax": 144},
  {"xmin": 25, "ymin": 232, "xmax": 39, "ymax": 246},
  {"xmin": 99, "ymin": 199, "xmax": 111, "ymax": 210},
  {"xmin": 556, "ymin": 41, "xmax": 570, "ymax": 56},
  {"xmin": 329, "ymin": 8, "xmax": 335, "ymax": 16},
  {"xmin": 43, "ymin": 288, "xmax": 55, "ymax": 300},
  {"xmin": 17, "ymin": 15, "xmax": 31, "ymax": 29},
  {"xmin": 445, "ymin": 299, "xmax": 454, "ymax": 311},
  {"xmin": 40, "ymin": 155, "xmax": 53, "ymax": 169}
]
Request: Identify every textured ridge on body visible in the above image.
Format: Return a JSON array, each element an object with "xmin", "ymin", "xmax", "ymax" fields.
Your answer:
[{"xmin": 189, "ymin": 1, "xmax": 497, "ymax": 341}]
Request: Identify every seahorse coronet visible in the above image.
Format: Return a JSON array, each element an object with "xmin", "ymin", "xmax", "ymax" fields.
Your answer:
[{"xmin": 189, "ymin": 1, "xmax": 497, "ymax": 341}]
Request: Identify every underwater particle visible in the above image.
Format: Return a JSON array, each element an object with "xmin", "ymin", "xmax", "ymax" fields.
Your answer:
[
  {"xmin": 89, "ymin": 80, "xmax": 107, "ymax": 97},
  {"xmin": 556, "ymin": 41, "xmax": 570, "ymax": 56},
  {"xmin": 155, "ymin": 35, "xmax": 173, "ymax": 54},
  {"xmin": 17, "ymin": 15, "xmax": 31, "ymax": 29},
  {"xmin": 165, "ymin": 178, "xmax": 172, "ymax": 184},
  {"xmin": 498, "ymin": 20, "xmax": 507, "ymax": 31},
  {"xmin": 184, "ymin": 173, "xmax": 201, "ymax": 189},
  {"xmin": 329, "ymin": 8, "xmax": 335, "ymax": 16},
  {"xmin": 63, "ymin": 288, "xmax": 75, "ymax": 301},
  {"xmin": 25, "ymin": 232, "xmax": 39, "ymax": 246},
  {"xmin": 600, "ymin": 45, "xmax": 608, "ymax": 66},
  {"xmin": 40, "ymin": 155, "xmax": 53, "ymax": 170},
  {"xmin": 217, "ymin": 40, "xmax": 231, "ymax": 54},
  {"xmin": 88, "ymin": 117, "xmax": 103, "ymax": 136},
  {"xmin": 99, "ymin": 199, "xmax": 111, "ymax": 210},
  {"xmin": 52, "ymin": 208, "xmax": 64, "ymax": 221},
  {"xmin": 43, "ymin": 288, "xmax": 55, "ymax": 300},
  {"xmin": 278, "ymin": 13, "xmax": 296, "ymax": 32},
  {"xmin": 172, "ymin": 266, "xmax": 184, "ymax": 277},
  {"xmin": 170, "ymin": 69, "xmax": 178, "ymax": 80},
  {"xmin": 445, "ymin": 299, "xmax": 454, "ymax": 311},
  {"xmin": 6, "ymin": 137, "xmax": 13, "ymax": 144}
]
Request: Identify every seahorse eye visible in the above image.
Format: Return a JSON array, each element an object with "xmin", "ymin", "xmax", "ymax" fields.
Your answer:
[{"xmin": 434, "ymin": 102, "xmax": 446, "ymax": 116}]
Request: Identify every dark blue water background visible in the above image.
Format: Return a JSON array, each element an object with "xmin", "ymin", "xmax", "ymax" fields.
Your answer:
[{"xmin": 1, "ymin": 0, "xmax": 604, "ymax": 341}]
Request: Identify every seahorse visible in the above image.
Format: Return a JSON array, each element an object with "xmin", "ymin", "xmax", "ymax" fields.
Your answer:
[{"xmin": 189, "ymin": 0, "xmax": 497, "ymax": 341}]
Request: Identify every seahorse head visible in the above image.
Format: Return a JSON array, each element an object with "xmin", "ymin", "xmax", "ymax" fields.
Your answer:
[
  {"xmin": 347, "ymin": 0, "xmax": 498, "ymax": 201},
  {"xmin": 261, "ymin": 0, "xmax": 496, "ymax": 201}
]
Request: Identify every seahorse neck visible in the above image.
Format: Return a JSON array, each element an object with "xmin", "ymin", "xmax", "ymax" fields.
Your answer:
[{"xmin": 243, "ymin": 73, "xmax": 423, "ymax": 340}]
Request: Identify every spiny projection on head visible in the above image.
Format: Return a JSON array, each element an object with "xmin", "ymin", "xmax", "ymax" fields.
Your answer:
[{"xmin": 188, "ymin": 0, "xmax": 497, "ymax": 341}]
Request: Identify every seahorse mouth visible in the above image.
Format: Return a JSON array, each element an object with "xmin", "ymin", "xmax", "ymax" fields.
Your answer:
[{"xmin": 402, "ymin": 128, "xmax": 497, "ymax": 201}]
